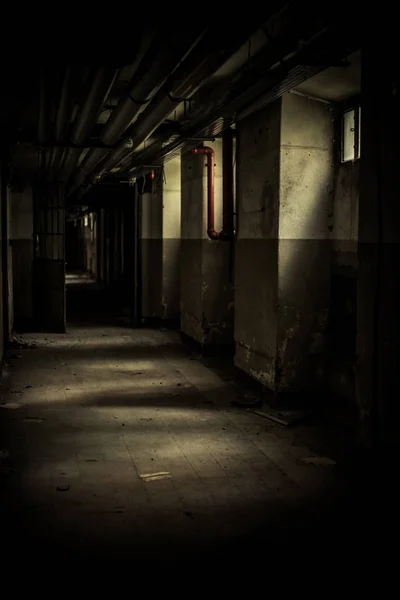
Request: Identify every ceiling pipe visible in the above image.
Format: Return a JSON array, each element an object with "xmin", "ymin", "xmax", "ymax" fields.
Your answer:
[
  {"xmin": 37, "ymin": 69, "xmax": 47, "ymax": 173},
  {"xmin": 59, "ymin": 66, "xmax": 120, "ymax": 182},
  {"xmin": 46, "ymin": 67, "xmax": 74, "ymax": 181},
  {"xmin": 71, "ymin": 28, "xmax": 207, "ymax": 191},
  {"xmin": 86, "ymin": 24, "xmax": 260, "ymax": 186}
]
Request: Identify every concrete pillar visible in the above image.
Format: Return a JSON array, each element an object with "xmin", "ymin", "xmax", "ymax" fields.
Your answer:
[
  {"xmin": 356, "ymin": 42, "xmax": 400, "ymax": 447},
  {"xmin": 235, "ymin": 101, "xmax": 281, "ymax": 385},
  {"xmin": 141, "ymin": 156, "xmax": 181, "ymax": 323},
  {"xmin": 235, "ymin": 94, "xmax": 334, "ymax": 393},
  {"xmin": 277, "ymin": 93, "xmax": 334, "ymax": 391},
  {"xmin": 11, "ymin": 185, "xmax": 34, "ymax": 331},
  {"xmin": 328, "ymin": 155, "xmax": 359, "ymax": 404},
  {"xmin": 162, "ymin": 158, "xmax": 181, "ymax": 320},
  {"xmin": 98, "ymin": 209, "xmax": 105, "ymax": 283},
  {"xmin": 181, "ymin": 140, "xmax": 234, "ymax": 348},
  {"xmin": 32, "ymin": 183, "xmax": 65, "ymax": 332},
  {"xmin": 1, "ymin": 174, "xmax": 14, "ymax": 341}
]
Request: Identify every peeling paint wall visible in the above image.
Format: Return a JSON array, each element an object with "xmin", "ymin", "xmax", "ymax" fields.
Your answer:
[
  {"xmin": 234, "ymin": 100, "xmax": 281, "ymax": 385},
  {"xmin": 141, "ymin": 156, "xmax": 181, "ymax": 321},
  {"xmin": 328, "ymin": 159, "xmax": 359, "ymax": 402},
  {"xmin": 162, "ymin": 157, "xmax": 181, "ymax": 320},
  {"xmin": 277, "ymin": 93, "xmax": 334, "ymax": 391},
  {"xmin": 181, "ymin": 139, "xmax": 234, "ymax": 346},
  {"xmin": 141, "ymin": 185, "xmax": 163, "ymax": 319},
  {"xmin": 235, "ymin": 94, "xmax": 334, "ymax": 393}
]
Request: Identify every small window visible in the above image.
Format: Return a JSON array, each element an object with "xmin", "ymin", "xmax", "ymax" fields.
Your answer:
[{"xmin": 342, "ymin": 107, "xmax": 361, "ymax": 162}]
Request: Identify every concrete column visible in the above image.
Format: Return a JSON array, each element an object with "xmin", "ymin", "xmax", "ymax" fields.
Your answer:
[
  {"xmin": 141, "ymin": 156, "xmax": 181, "ymax": 323},
  {"xmin": 162, "ymin": 158, "xmax": 181, "ymax": 320},
  {"xmin": 277, "ymin": 93, "xmax": 334, "ymax": 391},
  {"xmin": 328, "ymin": 155, "xmax": 359, "ymax": 403},
  {"xmin": 98, "ymin": 209, "xmax": 105, "ymax": 283},
  {"xmin": 181, "ymin": 140, "xmax": 234, "ymax": 348},
  {"xmin": 235, "ymin": 94, "xmax": 334, "ymax": 393},
  {"xmin": 235, "ymin": 101, "xmax": 281, "ymax": 384},
  {"xmin": 11, "ymin": 185, "xmax": 34, "ymax": 331},
  {"xmin": 141, "ymin": 179, "xmax": 163, "ymax": 320},
  {"xmin": 356, "ymin": 42, "xmax": 400, "ymax": 447},
  {"xmin": 32, "ymin": 183, "xmax": 65, "ymax": 332}
]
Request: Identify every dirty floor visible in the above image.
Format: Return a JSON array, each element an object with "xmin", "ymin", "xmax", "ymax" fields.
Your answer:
[{"xmin": 0, "ymin": 325, "xmax": 385, "ymax": 563}]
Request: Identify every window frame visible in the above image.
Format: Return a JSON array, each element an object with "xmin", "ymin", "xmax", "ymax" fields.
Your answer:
[{"xmin": 340, "ymin": 96, "xmax": 361, "ymax": 163}]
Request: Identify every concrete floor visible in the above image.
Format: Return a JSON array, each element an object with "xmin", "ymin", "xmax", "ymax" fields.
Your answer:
[{"xmin": 0, "ymin": 322, "xmax": 381, "ymax": 562}]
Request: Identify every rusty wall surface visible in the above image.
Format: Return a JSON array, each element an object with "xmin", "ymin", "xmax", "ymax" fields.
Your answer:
[
  {"xmin": 277, "ymin": 93, "xmax": 334, "ymax": 391},
  {"xmin": 234, "ymin": 100, "xmax": 281, "ymax": 385},
  {"xmin": 181, "ymin": 140, "xmax": 233, "ymax": 346}
]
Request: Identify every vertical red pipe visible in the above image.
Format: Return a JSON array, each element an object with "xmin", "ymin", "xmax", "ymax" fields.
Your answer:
[{"xmin": 191, "ymin": 147, "xmax": 219, "ymax": 240}]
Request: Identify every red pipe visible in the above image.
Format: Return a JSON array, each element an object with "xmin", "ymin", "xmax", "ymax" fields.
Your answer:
[
  {"xmin": 191, "ymin": 136, "xmax": 234, "ymax": 241},
  {"xmin": 191, "ymin": 146, "xmax": 219, "ymax": 240}
]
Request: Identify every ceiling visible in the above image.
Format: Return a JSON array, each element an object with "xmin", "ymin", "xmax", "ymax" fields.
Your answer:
[
  {"xmin": 1, "ymin": 5, "xmax": 362, "ymax": 206},
  {"xmin": 294, "ymin": 50, "xmax": 361, "ymax": 102}
]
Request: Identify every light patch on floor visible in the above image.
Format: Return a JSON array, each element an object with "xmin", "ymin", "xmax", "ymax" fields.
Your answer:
[{"xmin": 0, "ymin": 325, "xmax": 344, "ymax": 560}]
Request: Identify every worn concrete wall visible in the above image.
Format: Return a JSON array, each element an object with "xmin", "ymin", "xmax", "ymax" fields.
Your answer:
[
  {"xmin": 0, "ymin": 166, "xmax": 4, "ymax": 361},
  {"xmin": 234, "ymin": 101, "xmax": 281, "ymax": 384},
  {"xmin": 277, "ymin": 93, "xmax": 334, "ymax": 391},
  {"xmin": 181, "ymin": 139, "xmax": 233, "ymax": 346},
  {"xmin": 328, "ymin": 159, "xmax": 359, "ymax": 403},
  {"xmin": 5, "ymin": 183, "xmax": 13, "ymax": 339},
  {"xmin": 356, "ymin": 43, "xmax": 400, "ymax": 447},
  {"xmin": 162, "ymin": 157, "xmax": 181, "ymax": 320},
  {"xmin": 140, "ymin": 185, "xmax": 163, "ymax": 319},
  {"xmin": 32, "ymin": 183, "xmax": 65, "ymax": 333},
  {"xmin": 234, "ymin": 94, "xmax": 334, "ymax": 393},
  {"xmin": 98, "ymin": 210, "xmax": 105, "ymax": 283},
  {"xmin": 332, "ymin": 161, "xmax": 359, "ymax": 268},
  {"xmin": 82, "ymin": 213, "xmax": 97, "ymax": 277},
  {"xmin": 11, "ymin": 186, "xmax": 34, "ymax": 330}
]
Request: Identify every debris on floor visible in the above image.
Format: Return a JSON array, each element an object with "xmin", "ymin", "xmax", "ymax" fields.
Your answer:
[
  {"xmin": 140, "ymin": 471, "xmax": 171, "ymax": 482},
  {"xmin": 249, "ymin": 407, "xmax": 311, "ymax": 426},
  {"xmin": 302, "ymin": 456, "xmax": 336, "ymax": 466},
  {"xmin": 231, "ymin": 394, "xmax": 262, "ymax": 408},
  {"xmin": 9, "ymin": 336, "xmax": 39, "ymax": 350},
  {"xmin": 0, "ymin": 401, "xmax": 23, "ymax": 409},
  {"xmin": 23, "ymin": 417, "xmax": 45, "ymax": 423}
]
